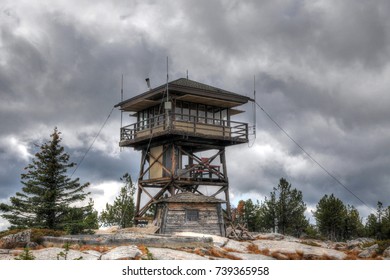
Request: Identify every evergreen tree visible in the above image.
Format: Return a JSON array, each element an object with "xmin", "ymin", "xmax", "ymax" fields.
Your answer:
[
  {"xmin": 262, "ymin": 191, "xmax": 278, "ymax": 233},
  {"xmin": 99, "ymin": 173, "xmax": 135, "ymax": 228},
  {"xmin": 313, "ymin": 194, "xmax": 347, "ymax": 241},
  {"xmin": 63, "ymin": 198, "xmax": 99, "ymax": 234},
  {"xmin": 381, "ymin": 205, "xmax": 390, "ymax": 239},
  {"xmin": 344, "ymin": 204, "xmax": 365, "ymax": 239},
  {"xmin": 365, "ymin": 201, "xmax": 390, "ymax": 240},
  {"xmin": 243, "ymin": 199, "xmax": 257, "ymax": 231},
  {"xmin": 262, "ymin": 178, "xmax": 308, "ymax": 236},
  {"xmin": 365, "ymin": 213, "xmax": 378, "ymax": 238},
  {"xmin": 0, "ymin": 128, "xmax": 93, "ymax": 232}
]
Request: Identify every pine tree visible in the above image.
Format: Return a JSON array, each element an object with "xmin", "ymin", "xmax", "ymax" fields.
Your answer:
[
  {"xmin": 344, "ymin": 204, "xmax": 364, "ymax": 239},
  {"xmin": 265, "ymin": 178, "xmax": 308, "ymax": 236},
  {"xmin": 99, "ymin": 173, "xmax": 135, "ymax": 228},
  {"xmin": 262, "ymin": 191, "xmax": 278, "ymax": 232},
  {"xmin": 365, "ymin": 201, "xmax": 390, "ymax": 240},
  {"xmin": 0, "ymin": 128, "xmax": 93, "ymax": 232},
  {"xmin": 313, "ymin": 194, "xmax": 347, "ymax": 241}
]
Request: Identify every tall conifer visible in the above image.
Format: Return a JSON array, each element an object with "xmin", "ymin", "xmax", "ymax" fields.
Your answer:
[{"xmin": 0, "ymin": 128, "xmax": 94, "ymax": 232}]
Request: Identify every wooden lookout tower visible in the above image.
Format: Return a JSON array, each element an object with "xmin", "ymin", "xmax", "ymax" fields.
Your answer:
[{"xmin": 115, "ymin": 78, "xmax": 251, "ymax": 233}]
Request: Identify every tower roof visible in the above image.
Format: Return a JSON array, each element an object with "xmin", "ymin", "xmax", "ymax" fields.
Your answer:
[{"xmin": 115, "ymin": 78, "xmax": 252, "ymax": 112}]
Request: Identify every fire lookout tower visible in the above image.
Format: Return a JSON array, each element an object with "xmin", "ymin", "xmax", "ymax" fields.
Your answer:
[{"xmin": 115, "ymin": 78, "xmax": 251, "ymax": 229}]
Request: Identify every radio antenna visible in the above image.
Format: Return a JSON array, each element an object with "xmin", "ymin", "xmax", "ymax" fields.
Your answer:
[
  {"xmin": 165, "ymin": 57, "xmax": 172, "ymax": 124},
  {"xmin": 120, "ymin": 74, "xmax": 124, "ymax": 127},
  {"xmin": 166, "ymin": 56, "xmax": 169, "ymax": 101},
  {"xmin": 120, "ymin": 74, "xmax": 124, "ymax": 151},
  {"xmin": 253, "ymin": 75, "xmax": 257, "ymax": 139}
]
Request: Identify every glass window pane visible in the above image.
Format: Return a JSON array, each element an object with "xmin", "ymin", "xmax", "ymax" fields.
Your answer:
[
  {"xmin": 214, "ymin": 109, "xmax": 220, "ymax": 125},
  {"xmin": 207, "ymin": 106, "xmax": 214, "ymax": 124},
  {"xmin": 182, "ymin": 102, "xmax": 189, "ymax": 121},
  {"xmin": 175, "ymin": 101, "xmax": 182, "ymax": 120},
  {"xmin": 190, "ymin": 103, "xmax": 197, "ymax": 122},
  {"xmin": 198, "ymin": 105, "xmax": 205, "ymax": 123},
  {"xmin": 221, "ymin": 109, "xmax": 227, "ymax": 126},
  {"xmin": 186, "ymin": 209, "xmax": 199, "ymax": 222}
]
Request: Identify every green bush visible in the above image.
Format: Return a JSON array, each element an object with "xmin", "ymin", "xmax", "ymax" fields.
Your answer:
[{"xmin": 15, "ymin": 248, "xmax": 35, "ymax": 260}]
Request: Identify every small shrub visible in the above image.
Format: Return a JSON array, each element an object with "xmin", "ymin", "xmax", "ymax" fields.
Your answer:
[
  {"xmin": 138, "ymin": 245, "xmax": 154, "ymax": 260},
  {"xmin": 15, "ymin": 248, "xmax": 35, "ymax": 260},
  {"xmin": 57, "ymin": 243, "xmax": 71, "ymax": 260}
]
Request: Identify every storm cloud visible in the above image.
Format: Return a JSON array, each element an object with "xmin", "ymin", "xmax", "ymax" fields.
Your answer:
[{"xmin": 1, "ymin": 0, "xmax": 390, "ymax": 229}]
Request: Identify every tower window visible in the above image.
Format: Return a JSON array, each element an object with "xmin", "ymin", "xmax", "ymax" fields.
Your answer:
[{"xmin": 185, "ymin": 209, "xmax": 199, "ymax": 222}]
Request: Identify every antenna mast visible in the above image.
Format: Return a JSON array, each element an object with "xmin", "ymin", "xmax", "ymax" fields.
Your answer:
[
  {"xmin": 120, "ymin": 74, "xmax": 124, "ymax": 151},
  {"xmin": 166, "ymin": 56, "xmax": 169, "ymax": 102},
  {"xmin": 253, "ymin": 75, "xmax": 256, "ymax": 138},
  {"xmin": 121, "ymin": 74, "xmax": 124, "ymax": 127},
  {"xmin": 165, "ymin": 57, "xmax": 172, "ymax": 125}
]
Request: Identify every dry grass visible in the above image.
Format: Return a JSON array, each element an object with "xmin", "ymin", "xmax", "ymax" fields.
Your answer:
[
  {"xmin": 189, "ymin": 247, "xmax": 242, "ymax": 260},
  {"xmin": 259, "ymin": 248, "xmax": 270, "ymax": 256},
  {"xmin": 269, "ymin": 250, "xmax": 333, "ymax": 260},
  {"xmin": 247, "ymin": 244, "xmax": 261, "ymax": 254},
  {"xmin": 193, "ymin": 248, "xmax": 206, "ymax": 256},
  {"xmin": 343, "ymin": 250, "xmax": 360, "ymax": 260},
  {"xmin": 208, "ymin": 248, "xmax": 227, "ymax": 258},
  {"xmin": 79, "ymin": 245, "xmax": 112, "ymax": 253},
  {"xmin": 270, "ymin": 251, "xmax": 289, "ymax": 260},
  {"xmin": 223, "ymin": 247, "xmax": 239, "ymax": 253}
]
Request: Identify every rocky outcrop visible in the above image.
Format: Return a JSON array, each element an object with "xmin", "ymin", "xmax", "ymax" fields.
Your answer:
[
  {"xmin": 0, "ymin": 230, "xmax": 388, "ymax": 260},
  {"xmin": 42, "ymin": 233, "xmax": 213, "ymax": 249},
  {"xmin": 101, "ymin": 245, "xmax": 141, "ymax": 260},
  {"xmin": 0, "ymin": 229, "xmax": 31, "ymax": 249},
  {"xmin": 383, "ymin": 246, "xmax": 390, "ymax": 258},
  {"xmin": 252, "ymin": 239, "xmax": 347, "ymax": 260},
  {"xmin": 347, "ymin": 238, "xmax": 375, "ymax": 250},
  {"xmin": 358, "ymin": 244, "xmax": 378, "ymax": 258},
  {"xmin": 147, "ymin": 248, "xmax": 208, "ymax": 260},
  {"xmin": 227, "ymin": 252, "xmax": 275, "ymax": 260},
  {"xmin": 33, "ymin": 247, "xmax": 100, "ymax": 260}
]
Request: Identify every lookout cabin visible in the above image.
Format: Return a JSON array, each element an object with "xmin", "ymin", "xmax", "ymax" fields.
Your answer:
[
  {"xmin": 154, "ymin": 192, "xmax": 226, "ymax": 236},
  {"xmin": 116, "ymin": 78, "xmax": 250, "ymax": 150}
]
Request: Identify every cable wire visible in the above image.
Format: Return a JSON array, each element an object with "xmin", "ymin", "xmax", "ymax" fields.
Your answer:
[
  {"xmin": 254, "ymin": 101, "xmax": 375, "ymax": 212},
  {"xmin": 70, "ymin": 106, "xmax": 115, "ymax": 178}
]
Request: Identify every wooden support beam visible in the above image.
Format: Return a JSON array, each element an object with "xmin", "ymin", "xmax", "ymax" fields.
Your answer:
[
  {"xmin": 137, "ymin": 183, "xmax": 170, "ymax": 217},
  {"xmin": 210, "ymin": 186, "xmax": 227, "ymax": 197},
  {"xmin": 148, "ymin": 150, "xmax": 173, "ymax": 177},
  {"xmin": 140, "ymin": 146, "xmax": 168, "ymax": 178},
  {"xmin": 138, "ymin": 184, "xmax": 156, "ymax": 201},
  {"xmin": 220, "ymin": 148, "xmax": 231, "ymax": 220},
  {"xmin": 178, "ymin": 147, "xmax": 225, "ymax": 180},
  {"xmin": 135, "ymin": 150, "xmax": 146, "ymax": 224}
]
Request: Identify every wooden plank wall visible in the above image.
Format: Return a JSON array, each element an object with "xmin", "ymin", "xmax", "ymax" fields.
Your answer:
[{"xmin": 161, "ymin": 203, "xmax": 225, "ymax": 236}]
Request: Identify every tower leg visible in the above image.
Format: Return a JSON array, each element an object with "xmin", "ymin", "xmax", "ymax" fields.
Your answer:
[
  {"xmin": 220, "ymin": 148, "xmax": 232, "ymax": 220},
  {"xmin": 135, "ymin": 150, "xmax": 146, "ymax": 225}
]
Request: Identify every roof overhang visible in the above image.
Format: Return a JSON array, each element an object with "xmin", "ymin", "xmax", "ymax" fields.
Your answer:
[
  {"xmin": 176, "ymin": 94, "xmax": 241, "ymax": 108},
  {"xmin": 115, "ymin": 78, "xmax": 253, "ymax": 112},
  {"xmin": 121, "ymin": 99, "xmax": 160, "ymax": 112}
]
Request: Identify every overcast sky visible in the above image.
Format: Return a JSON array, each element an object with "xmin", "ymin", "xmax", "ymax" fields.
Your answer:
[{"xmin": 1, "ymin": 0, "xmax": 390, "ymax": 230}]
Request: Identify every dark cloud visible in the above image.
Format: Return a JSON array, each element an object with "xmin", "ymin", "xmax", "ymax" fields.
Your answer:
[{"xmin": 1, "ymin": 0, "xmax": 390, "ymax": 230}]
